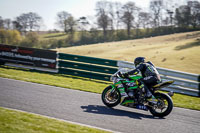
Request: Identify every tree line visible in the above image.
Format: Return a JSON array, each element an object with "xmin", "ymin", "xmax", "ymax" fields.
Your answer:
[{"xmin": 0, "ymin": 0, "xmax": 200, "ymax": 49}]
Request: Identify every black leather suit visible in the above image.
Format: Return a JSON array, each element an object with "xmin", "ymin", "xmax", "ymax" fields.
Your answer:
[{"xmin": 127, "ymin": 62, "xmax": 161, "ymax": 91}]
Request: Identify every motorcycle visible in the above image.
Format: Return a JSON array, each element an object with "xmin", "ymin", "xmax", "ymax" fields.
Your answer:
[{"xmin": 101, "ymin": 68, "xmax": 174, "ymax": 117}]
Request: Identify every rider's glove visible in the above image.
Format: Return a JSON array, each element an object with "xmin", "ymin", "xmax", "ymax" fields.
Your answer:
[{"xmin": 118, "ymin": 72, "xmax": 129, "ymax": 78}]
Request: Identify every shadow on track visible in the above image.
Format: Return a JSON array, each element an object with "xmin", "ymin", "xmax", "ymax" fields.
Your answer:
[{"xmin": 81, "ymin": 105, "xmax": 164, "ymax": 120}]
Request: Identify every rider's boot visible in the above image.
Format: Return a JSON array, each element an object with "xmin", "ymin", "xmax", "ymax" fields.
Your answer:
[
  {"xmin": 146, "ymin": 89, "xmax": 152, "ymax": 98},
  {"xmin": 139, "ymin": 83, "xmax": 152, "ymax": 99}
]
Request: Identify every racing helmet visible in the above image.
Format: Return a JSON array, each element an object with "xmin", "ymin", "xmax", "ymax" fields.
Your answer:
[{"xmin": 134, "ymin": 57, "xmax": 145, "ymax": 67}]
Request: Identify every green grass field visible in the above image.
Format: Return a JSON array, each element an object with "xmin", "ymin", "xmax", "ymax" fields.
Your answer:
[
  {"xmin": 0, "ymin": 107, "xmax": 110, "ymax": 133},
  {"xmin": 0, "ymin": 66, "xmax": 199, "ymax": 111}
]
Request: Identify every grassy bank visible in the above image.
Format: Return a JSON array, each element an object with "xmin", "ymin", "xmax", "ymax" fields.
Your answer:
[
  {"xmin": 0, "ymin": 107, "xmax": 110, "ymax": 133},
  {"xmin": 0, "ymin": 66, "xmax": 200, "ymax": 111},
  {"xmin": 39, "ymin": 33, "xmax": 68, "ymax": 41},
  {"xmin": 56, "ymin": 31, "xmax": 200, "ymax": 74}
]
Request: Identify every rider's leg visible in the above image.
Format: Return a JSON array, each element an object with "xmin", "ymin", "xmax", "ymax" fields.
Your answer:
[
  {"xmin": 139, "ymin": 80, "xmax": 152, "ymax": 98},
  {"xmin": 140, "ymin": 76, "xmax": 158, "ymax": 98}
]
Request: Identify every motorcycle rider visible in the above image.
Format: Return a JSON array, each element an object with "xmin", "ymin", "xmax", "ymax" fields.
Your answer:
[{"xmin": 119, "ymin": 57, "xmax": 161, "ymax": 98}]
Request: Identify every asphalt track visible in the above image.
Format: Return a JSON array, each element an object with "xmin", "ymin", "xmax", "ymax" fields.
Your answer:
[{"xmin": 0, "ymin": 77, "xmax": 200, "ymax": 133}]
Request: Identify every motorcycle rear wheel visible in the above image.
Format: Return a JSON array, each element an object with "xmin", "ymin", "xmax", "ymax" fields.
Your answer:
[
  {"xmin": 101, "ymin": 86, "xmax": 121, "ymax": 108},
  {"xmin": 149, "ymin": 92, "xmax": 173, "ymax": 117}
]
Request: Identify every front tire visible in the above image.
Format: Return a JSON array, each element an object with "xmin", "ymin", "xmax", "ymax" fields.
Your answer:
[
  {"xmin": 101, "ymin": 86, "xmax": 121, "ymax": 108},
  {"xmin": 149, "ymin": 92, "xmax": 173, "ymax": 117}
]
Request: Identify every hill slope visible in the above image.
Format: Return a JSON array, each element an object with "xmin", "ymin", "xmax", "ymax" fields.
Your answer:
[{"xmin": 55, "ymin": 31, "xmax": 200, "ymax": 74}]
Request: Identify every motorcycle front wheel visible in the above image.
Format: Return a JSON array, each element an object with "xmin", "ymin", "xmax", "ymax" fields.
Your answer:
[
  {"xmin": 149, "ymin": 92, "xmax": 173, "ymax": 117},
  {"xmin": 101, "ymin": 86, "xmax": 121, "ymax": 108}
]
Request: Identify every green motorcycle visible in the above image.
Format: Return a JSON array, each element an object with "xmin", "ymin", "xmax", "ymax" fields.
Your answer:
[{"xmin": 101, "ymin": 68, "xmax": 174, "ymax": 117}]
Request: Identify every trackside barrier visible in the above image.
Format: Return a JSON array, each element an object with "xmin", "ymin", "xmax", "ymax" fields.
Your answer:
[
  {"xmin": 0, "ymin": 44, "xmax": 58, "ymax": 73},
  {"xmin": 1, "ymin": 44, "xmax": 199, "ymax": 97},
  {"xmin": 58, "ymin": 53, "xmax": 118, "ymax": 81},
  {"xmin": 117, "ymin": 60, "xmax": 200, "ymax": 97}
]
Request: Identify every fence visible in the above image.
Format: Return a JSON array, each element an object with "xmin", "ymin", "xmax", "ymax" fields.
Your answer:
[
  {"xmin": 0, "ymin": 44, "xmax": 58, "ymax": 73},
  {"xmin": 0, "ymin": 44, "xmax": 199, "ymax": 97},
  {"xmin": 58, "ymin": 53, "xmax": 118, "ymax": 81},
  {"xmin": 58, "ymin": 53, "xmax": 200, "ymax": 97},
  {"xmin": 118, "ymin": 60, "xmax": 200, "ymax": 97}
]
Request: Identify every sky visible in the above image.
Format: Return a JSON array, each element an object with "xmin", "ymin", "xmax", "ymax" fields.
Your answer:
[
  {"xmin": 0, "ymin": 0, "xmax": 188, "ymax": 30},
  {"xmin": 0, "ymin": 0, "xmax": 151, "ymax": 30}
]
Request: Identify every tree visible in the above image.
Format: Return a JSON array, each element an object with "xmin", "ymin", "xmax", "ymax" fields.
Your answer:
[
  {"xmin": 175, "ymin": 5, "xmax": 191, "ymax": 28},
  {"xmin": 20, "ymin": 32, "xmax": 39, "ymax": 48},
  {"xmin": 150, "ymin": 0, "xmax": 163, "ymax": 28},
  {"xmin": 135, "ymin": 11, "xmax": 152, "ymax": 37},
  {"xmin": 96, "ymin": 1, "xmax": 112, "ymax": 41},
  {"xmin": 56, "ymin": 11, "xmax": 70, "ymax": 32},
  {"xmin": 8, "ymin": 30, "xmax": 22, "ymax": 44},
  {"xmin": 3, "ymin": 19, "xmax": 12, "ymax": 29},
  {"xmin": 78, "ymin": 17, "xmax": 89, "ymax": 31},
  {"xmin": 0, "ymin": 16, "xmax": 4, "ymax": 29},
  {"xmin": 56, "ymin": 11, "xmax": 76, "ymax": 34},
  {"xmin": 12, "ymin": 21, "xmax": 23, "ymax": 32},
  {"xmin": 121, "ymin": 2, "xmax": 139, "ymax": 38},
  {"xmin": 0, "ymin": 29, "xmax": 21, "ymax": 45},
  {"xmin": 161, "ymin": 0, "xmax": 181, "ymax": 27},
  {"xmin": 0, "ymin": 29, "xmax": 8, "ymax": 43},
  {"xmin": 114, "ymin": 2, "xmax": 123, "ymax": 32},
  {"xmin": 188, "ymin": 1, "xmax": 200, "ymax": 28},
  {"xmin": 0, "ymin": 17, "xmax": 14, "ymax": 30},
  {"xmin": 78, "ymin": 17, "xmax": 90, "ymax": 41},
  {"xmin": 64, "ymin": 16, "xmax": 76, "ymax": 35},
  {"xmin": 106, "ymin": 1, "xmax": 123, "ymax": 40},
  {"xmin": 15, "ymin": 12, "xmax": 42, "ymax": 33},
  {"xmin": 138, "ymin": 12, "xmax": 151, "ymax": 29}
]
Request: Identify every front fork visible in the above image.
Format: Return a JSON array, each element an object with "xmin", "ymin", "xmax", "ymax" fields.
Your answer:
[
  {"xmin": 109, "ymin": 86, "xmax": 117, "ymax": 98},
  {"xmin": 111, "ymin": 84, "xmax": 127, "ymax": 104}
]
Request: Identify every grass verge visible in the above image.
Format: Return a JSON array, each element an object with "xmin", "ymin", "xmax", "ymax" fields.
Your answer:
[
  {"xmin": 0, "ymin": 107, "xmax": 110, "ymax": 133},
  {"xmin": 0, "ymin": 65, "xmax": 199, "ymax": 111}
]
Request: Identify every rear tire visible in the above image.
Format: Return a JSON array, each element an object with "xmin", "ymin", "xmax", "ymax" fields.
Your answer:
[
  {"xmin": 101, "ymin": 86, "xmax": 121, "ymax": 108},
  {"xmin": 149, "ymin": 92, "xmax": 173, "ymax": 117}
]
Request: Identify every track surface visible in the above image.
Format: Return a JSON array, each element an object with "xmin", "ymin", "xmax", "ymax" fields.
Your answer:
[{"xmin": 0, "ymin": 77, "xmax": 200, "ymax": 133}]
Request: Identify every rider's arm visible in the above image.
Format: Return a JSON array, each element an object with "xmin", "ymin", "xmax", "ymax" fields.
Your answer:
[{"xmin": 127, "ymin": 64, "xmax": 144, "ymax": 75}]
